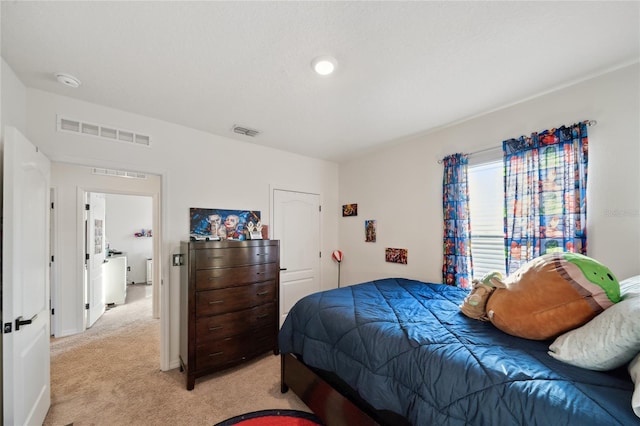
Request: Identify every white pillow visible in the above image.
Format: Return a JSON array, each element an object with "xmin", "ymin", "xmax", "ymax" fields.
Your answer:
[
  {"xmin": 548, "ymin": 296, "xmax": 640, "ymax": 371},
  {"xmin": 629, "ymin": 352, "xmax": 640, "ymax": 418},
  {"xmin": 620, "ymin": 275, "xmax": 640, "ymax": 299}
]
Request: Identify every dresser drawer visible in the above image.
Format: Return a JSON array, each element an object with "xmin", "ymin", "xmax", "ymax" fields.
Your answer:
[
  {"xmin": 195, "ymin": 303, "xmax": 276, "ymax": 342},
  {"xmin": 194, "ymin": 327, "xmax": 275, "ymax": 370},
  {"xmin": 195, "ymin": 246, "xmax": 278, "ymax": 269},
  {"xmin": 195, "ymin": 281, "xmax": 276, "ymax": 317},
  {"xmin": 195, "ymin": 264, "xmax": 276, "ymax": 291}
]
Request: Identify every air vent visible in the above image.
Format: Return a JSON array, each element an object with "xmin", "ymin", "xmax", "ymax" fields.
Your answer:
[
  {"xmin": 57, "ymin": 116, "xmax": 151, "ymax": 147},
  {"xmin": 232, "ymin": 125, "xmax": 261, "ymax": 137},
  {"xmin": 92, "ymin": 168, "xmax": 147, "ymax": 180}
]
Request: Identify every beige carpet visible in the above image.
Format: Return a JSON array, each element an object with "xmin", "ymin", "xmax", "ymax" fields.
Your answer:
[{"xmin": 45, "ymin": 284, "xmax": 310, "ymax": 425}]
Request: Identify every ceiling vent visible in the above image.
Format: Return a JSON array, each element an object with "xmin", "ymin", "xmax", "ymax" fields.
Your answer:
[
  {"xmin": 232, "ymin": 125, "xmax": 261, "ymax": 137},
  {"xmin": 57, "ymin": 116, "xmax": 151, "ymax": 147},
  {"xmin": 92, "ymin": 168, "xmax": 147, "ymax": 180}
]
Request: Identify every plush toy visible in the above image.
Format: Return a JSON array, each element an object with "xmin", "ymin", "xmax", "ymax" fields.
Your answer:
[
  {"xmin": 485, "ymin": 253, "xmax": 620, "ymax": 340},
  {"xmin": 460, "ymin": 271, "xmax": 505, "ymax": 321}
]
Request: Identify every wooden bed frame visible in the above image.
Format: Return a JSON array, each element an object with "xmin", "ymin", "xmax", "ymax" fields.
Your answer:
[{"xmin": 280, "ymin": 353, "xmax": 411, "ymax": 426}]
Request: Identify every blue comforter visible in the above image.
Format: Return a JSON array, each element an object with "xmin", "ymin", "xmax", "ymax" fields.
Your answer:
[{"xmin": 279, "ymin": 278, "xmax": 639, "ymax": 425}]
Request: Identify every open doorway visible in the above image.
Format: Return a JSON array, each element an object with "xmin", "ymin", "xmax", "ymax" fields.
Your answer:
[
  {"xmin": 83, "ymin": 192, "xmax": 154, "ymax": 329},
  {"xmin": 49, "ymin": 162, "xmax": 165, "ymax": 368}
]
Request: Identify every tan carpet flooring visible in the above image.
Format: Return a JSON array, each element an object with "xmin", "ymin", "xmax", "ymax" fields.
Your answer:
[{"xmin": 45, "ymin": 284, "xmax": 310, "ymax": 425}]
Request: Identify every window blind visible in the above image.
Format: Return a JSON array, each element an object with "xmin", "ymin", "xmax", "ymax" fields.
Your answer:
[{"xmin": 468, "ymin": 161, "xmax": 506, "ymax": 279}]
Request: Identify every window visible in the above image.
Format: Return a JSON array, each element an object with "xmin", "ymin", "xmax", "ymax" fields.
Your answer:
[
  {"xmin": 468, "ymin": 160, "xmax": 505, "ymax": 279},
  {"xmin": 458, "ymin": 122, "xmax": 588, "ymax": 281}
]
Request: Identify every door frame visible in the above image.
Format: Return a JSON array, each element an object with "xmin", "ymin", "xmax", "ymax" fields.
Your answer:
[
  {"xmin": 64, "ymin": 173, "xmax": 169, "ymax": 370},
  {"xmin": 50, "ymin": 188, "xmax": 57, "ymax": 336}
]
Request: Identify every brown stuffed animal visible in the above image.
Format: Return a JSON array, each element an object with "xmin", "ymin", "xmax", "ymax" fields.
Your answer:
[{"xmin": 485, "ymin": 253, "xmax": 620, "ymax": 340}]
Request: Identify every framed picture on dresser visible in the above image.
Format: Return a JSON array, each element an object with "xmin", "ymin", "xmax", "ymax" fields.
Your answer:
[{"xmin": 189, "ymin": 207, "xmax": 261, "ymax": 241}]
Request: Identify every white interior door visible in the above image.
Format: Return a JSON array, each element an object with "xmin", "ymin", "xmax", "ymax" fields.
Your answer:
[
  {"xmin": 2, "ymin": 126, "xmax": 51, "ymax": 425},
  {"xmin": 86, "ymin": 192, "xmax": 106, "ymax": 328},
  {"xmin": 272, "ymin": 189, "xmax": 320, "ymax": 326}
]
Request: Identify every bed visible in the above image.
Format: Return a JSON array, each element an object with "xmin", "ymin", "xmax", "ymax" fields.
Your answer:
[{"xmin": 278, "ymin": 277, "xmax": 639, "ymax": 425}]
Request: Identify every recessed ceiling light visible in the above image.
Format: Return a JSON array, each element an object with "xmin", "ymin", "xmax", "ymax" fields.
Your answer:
[
  {"xmin": 55, "ymin": 72, "xmax": 81, "ymax": 88},
  {"xmin": 311, "ymin": 56, "xmax": 337, "ymax": 76}
]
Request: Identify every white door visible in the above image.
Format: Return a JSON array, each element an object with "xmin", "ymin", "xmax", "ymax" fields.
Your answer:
[
  {"xmin": 272, "ymin": 189, "xmax": 321, "ymax": 326},
  {"xmin": 86, "ymin": 192, "xmax": 106, "ymax": 328},
  {"xmin": 2, "ymin": 126, "xmax": 51, "ymax": 425}
]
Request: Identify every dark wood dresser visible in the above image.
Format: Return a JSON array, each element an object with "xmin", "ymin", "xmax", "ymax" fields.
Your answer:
[{"xmin": 179, "ymin": 239, "xmax": 280, "ymax": 390}]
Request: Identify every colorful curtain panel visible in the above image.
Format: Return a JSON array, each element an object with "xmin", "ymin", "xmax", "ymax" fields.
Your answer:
[
  {"xmin": 503, "ymin": 121, "xmax": 589, "ymax": 274},
  {"xmin": 442, "ymin": 153, "xmax": 472, "ymax": 288}
]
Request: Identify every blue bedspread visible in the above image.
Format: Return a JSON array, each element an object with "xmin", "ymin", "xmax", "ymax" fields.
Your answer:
[{"xmin": 279, "ymin": 278, "xmax": 639, "ymax": 425}]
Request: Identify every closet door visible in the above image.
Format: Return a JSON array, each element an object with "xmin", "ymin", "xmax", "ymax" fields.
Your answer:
[{"xmin": 272, "ymin": 189, "xmax": 321, "ymax": 326}]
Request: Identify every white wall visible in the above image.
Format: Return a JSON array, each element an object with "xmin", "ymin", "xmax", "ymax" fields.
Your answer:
[
  {"xmin": 1, "ymin": 58, "xmax": 27, "ymax": 136},
  {"xmin": 26, "ymin": 89, "xmax": 339, "ymax": 369},
  {"xmin": 339, "ymin": 63, "xmax": 640, "ymax": 285},
  {"xmin": 105, "ymin": 193, "xmax": 153, "ymax": 284}
]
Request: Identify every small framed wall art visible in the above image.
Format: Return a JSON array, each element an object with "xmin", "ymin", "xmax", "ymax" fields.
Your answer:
[
  {"xmin": 365, "ymin": 220, "xmax": 376, "ymax": 242},
  {"xmin": 94, "ymin": 219, "xmax": 103, "ymax": 254},
  {"xmin": 342, "ymin": 203, "xmax": 358, "ymax": 217},
  {"xmin": 385, "ymin": 247, "xmax": 407, "ymax": 264}
]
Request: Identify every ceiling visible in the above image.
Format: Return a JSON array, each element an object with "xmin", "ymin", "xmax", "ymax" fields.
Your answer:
[{"xmin": 2, "ymin": 1, "xmax": 638, "ymax": 162}]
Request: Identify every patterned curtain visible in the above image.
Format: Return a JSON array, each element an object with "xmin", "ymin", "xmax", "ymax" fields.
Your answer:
[
  {"xmin": 442, "ymin": 153, "xmax": 472, "ymax": 288},
  {"xmin": 503, "ymin": 121, "xmax": 589, "ymax": 274}
]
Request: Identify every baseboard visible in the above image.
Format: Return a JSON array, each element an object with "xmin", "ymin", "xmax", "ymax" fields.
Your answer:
[{"xmin": 168, "ymin": 357, "xmax": 182, "ymax": 371}]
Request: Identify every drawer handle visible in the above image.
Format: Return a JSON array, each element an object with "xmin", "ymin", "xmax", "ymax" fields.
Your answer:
[
  {"xmin": 209, "ymin": 300, "xmax": 224, "ymax": 304},
  {"xmin": 209, "ymin": 326, "xmax": 223, "ymax": 331},
  {"xmin": 256, "ymin": 291, "xmax": 269, "ymax": 296},
  {"xmin": 256, "ymin": 314, "xmax": 268, "ymax": 319},
  {"xmin": 256, "ymin": 252, "xmax": 266, "ymax": 256},
  {"xmin": 209, "ymin": 351, "xmax": 224, "ymax": 357},
  {"xmin": 207, "ymin": 256, "xmax": 224, "ymax": 260}
]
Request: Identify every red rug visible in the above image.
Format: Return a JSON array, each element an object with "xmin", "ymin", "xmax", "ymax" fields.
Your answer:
[{"xmin": 214, "ymin": 409, "xmax": 323, "ymax": 426}]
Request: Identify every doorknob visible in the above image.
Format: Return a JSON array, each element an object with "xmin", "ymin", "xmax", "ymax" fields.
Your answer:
[{"xmin": 15, "ymin": 314, "xmax": 37, "ymax": 331}]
